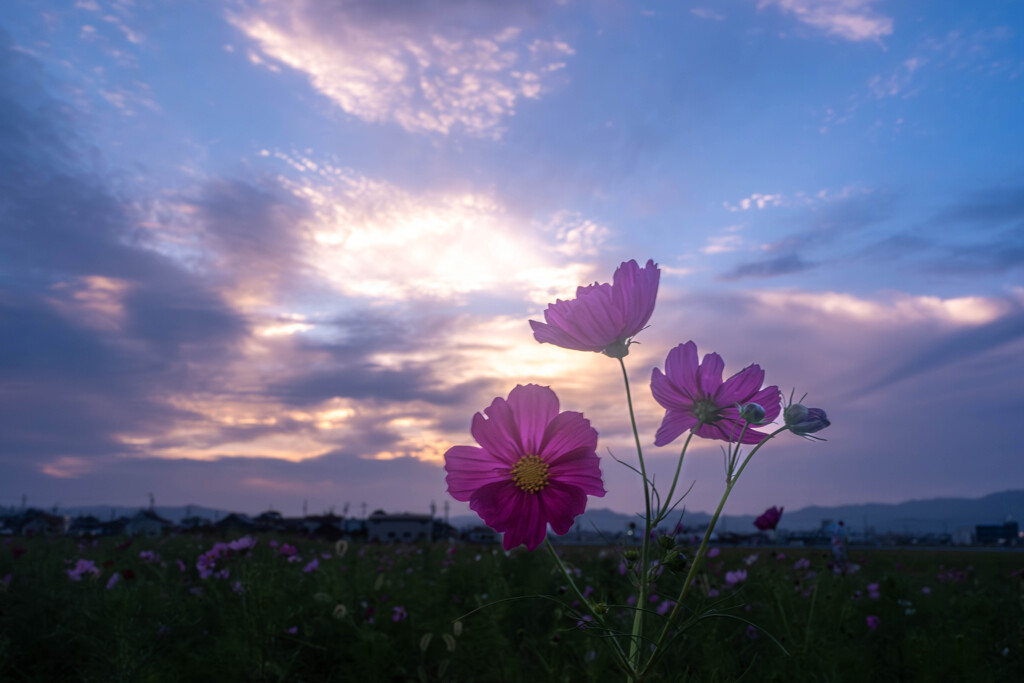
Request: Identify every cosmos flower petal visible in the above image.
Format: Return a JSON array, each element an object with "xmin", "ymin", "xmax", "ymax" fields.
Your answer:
[
  {"xmin": 651, "ymin": 367, "xmax": 691, "ymax": 409},
  {"xmin": 470, "ymin": 399, "xmax": 522, "ymax": 463},
  {"xmin": 748, "ymin": 385, "xmax": 783, "ymax": 421},
  {"xmin": 613, "ymin": 259, "xmax": 659, "ymax": 338},
  {"xmin": 664, "ymin": 342, "xmax": 700, "ymax": 399},
  {"xmin": 469, "ymin": 480, "xmax": 521, "ymax": 535},
  {"xmin": 547, "ymin": 448, "xmax": 606, "ymax": 496},
  {"xmin": 540, "ymin": 481, "xmax": 589, "ymax": 536},
  {"xmin": 529, "ymin": 319, "xmax": 602, "ymax": 352},
  {"xmin": 697, "ymin": 352, "xmax": 725, "ymax": 394},
  {"xmin": 654, "ymin": 410, "xmax": 699, "ymax": 447},
  {"xmin": 539, "ymin": 411, "xmax": 597, "ymax": 461},
  {"xmin": 444, "ymin": 446, "xmax": 509, "ymax": 501},
  {"xmin": 506, "ymin": 384, "xmax": 560, "ymax": 454},
  {"xmin": 715, "ymin": 364, "xmax": 765, "ymax": 404}
]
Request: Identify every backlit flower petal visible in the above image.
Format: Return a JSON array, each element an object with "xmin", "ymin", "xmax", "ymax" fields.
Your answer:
[
  {"xmin": 539, "ymin": 411, "xmax": 597, "ymax": 461},
  {"xmin": 507, "ymin": 384, "xmax": 561, "ymax": 454},
  {"xmin": 530, "ymin": 260, "xmax": 660, "ymax": 355},
  {"xmin": 470, "ymin": 399, "xmax": 522, "ymax": 463},
  {"xmin": 715, "ymin": 364, "xmax": 765, "ymax": 404},
  {"xmin": 651, "ymin": 367, "xmax": 692, "ymax": 409},
  {"xmin": 664, "ymin": 342, "xmax": 700, "ymax": 399},
  {"xmin": 697, "ymin": 352, "xmax": 725, "ymax": 394},
  {"xmin": 654, "ymin": 410, "xmax": 699, "ymax": 447},
  {"xmin": 444, "ymin": 446, "xmax": 509, "ymax": 501}
]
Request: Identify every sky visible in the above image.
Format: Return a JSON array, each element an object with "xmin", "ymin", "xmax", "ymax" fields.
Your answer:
[{"xmin": 1, "ymin": 0, "xmax": 1023, "ymax": 522}]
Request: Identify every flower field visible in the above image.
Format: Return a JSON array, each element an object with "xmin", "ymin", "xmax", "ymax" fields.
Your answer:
[{"xmin": 1, "ymin": 535, "xmax": 1022, "ymax": 682}]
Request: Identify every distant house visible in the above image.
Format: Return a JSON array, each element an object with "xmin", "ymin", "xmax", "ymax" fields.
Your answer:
[
  {"xmin": 213, "ymin": 513, "xmax": 260, "ymax": 533},
  {"xmin": 303, "ymin": 513, "xmax": 345, "ymax": 539},
  {"xmin": 180, "ymin": 516, "xmax": 213, "ymax": 532},
  {"xmin": 464, "ymin": 526, "xmax": 500, "ymax": 545},
  {"xmin": 975, "ymin": 521, "xmax": 1018, "ymax": 544},
  {"xmin": 124, "ymin": 510, "xmax": 175, "ymax": 537},
  {"xmin": 367, "ymin": 512, "xmax": 433, "ymax": 542},
  {"xmin": 254, "ymin": 510, "xmax": 286, "ymax": 531},
  {"xmin": 342, "ymin": 517, "xmax": 367, "ymax": 540},
  {"xmin": 20, "ymin": 509, "xmax": 68, "ymax": 537},
  {"xmin": 68, "ymin": 515, "xmax": 104, "ymax": 537}
]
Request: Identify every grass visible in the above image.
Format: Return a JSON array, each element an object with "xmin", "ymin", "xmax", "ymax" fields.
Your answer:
[{"xmin": 1, "ymin": 534, "xmax": 1022, "ymax": 682}]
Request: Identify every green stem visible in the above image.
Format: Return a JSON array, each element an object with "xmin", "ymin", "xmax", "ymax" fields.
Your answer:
[
  {"xmin": 617, "ymin": 357, "xmax": 653, "ymax": 675},
  {"xmin": 656, "ymin": 432, "xmax": 693, "ymax": 522},
  {"xmin": 638, "ymin": 426, "xmax": 788, "ymax": 679},
  {"xmin": 544, "ymin": 539, "xmax": 632, "ymax": 675}
]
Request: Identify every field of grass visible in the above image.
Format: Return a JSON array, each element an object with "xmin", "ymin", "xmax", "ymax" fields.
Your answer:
[{"xmin": 1, "ymin": 533, "xmax": 1022, "ymax": 682}]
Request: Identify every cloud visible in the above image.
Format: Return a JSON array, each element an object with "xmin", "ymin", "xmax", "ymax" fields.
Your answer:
[
  {"xmin": 718, "ymin": 253, "xmax": 817, "ymax": 280},
  {"xmin": 758, "ymin": 0, "xmax": 893, "ymax": 43},
  {"xmin": 228, "ymin": 0, "xmax": 574, "ymax": 138},
  {"xmin": 691, "ymin": 8, "xmax": 725, "ymax": 21}
]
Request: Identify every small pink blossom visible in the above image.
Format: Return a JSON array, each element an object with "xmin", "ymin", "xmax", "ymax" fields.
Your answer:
[
  {"xmin": 106, "ymin": 572, "xmax": 121, "ymax": 590},
  {"xmin": 708, "ymin": 547, "xmax": 720, "ymax": 558},
  {"xmin": 725, "ymin": 569, "xmax": 747, "ymax": 586},
  {"xmin": 303, "ymin": 558, "xmax": 319, "ymax": 573},
  {"xmin": 866, "ymin": 615, "xmax": 880, "ymax": 630},
  {"xmin": 67, "ymin": 559, "xmax": 100, "ymax": 582},
  {"xmin": 391, "ymin": 606, "xmax": 408, "ymax": 622}
]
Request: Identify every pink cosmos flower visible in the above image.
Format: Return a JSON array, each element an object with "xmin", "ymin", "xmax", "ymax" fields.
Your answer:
[
  {"xmin": 866, "ymin": 615, "xmax": 880, "ymax": 630},
  {"xmin": 725, "ymin": 569, "xmax": 747, "ymax": 586},
  {"xmin": 754, "ymin": 506, "xmax": 784, "ymax": 531},
  {"xmin": 651, "ymin": 341, "xmax": 781, "ymax": 446},
  {"xmin": 529, "ymin": 259, "xmax": 660, "ymax": 358},
  {"xmin": 444, "ymin": 384, "xmax": 606, "ymax": 551}
]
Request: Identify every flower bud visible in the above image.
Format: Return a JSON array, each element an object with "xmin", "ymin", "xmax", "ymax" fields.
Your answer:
[
  {"xmin": 786, "ymin": 405, "xmax": 830, "ymax": 436},
  {"xmin": 623, "ymin": 549, "xmax": 639, "ymax": 562},
  {"xmin": 593, "ymin": 601, "xmax": 609, "ymax": 615},
  {"xmin": 740, "ymin": 402, "xmax": 766, "ymax": 424},
  {"xmin": 658, "ymin": 534, "xmax": 675, "ymax": 551},
  {"xmin": 784, "ymin": 403, "xmax": 809, "ymax": 426}
]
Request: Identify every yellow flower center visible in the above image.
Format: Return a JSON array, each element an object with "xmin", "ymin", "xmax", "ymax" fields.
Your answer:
[{"xmin": 511, "ymin": 455, "xmax": 550, "ymax": 493}]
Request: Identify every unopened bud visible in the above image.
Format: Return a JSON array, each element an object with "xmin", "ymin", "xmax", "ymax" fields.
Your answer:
[
  {"xmin": 593, "ymin": 602, "xmax": 609, "ymax": 615},
  {"xmin": 740, "ymin": 402, "xmax": 766, "ymax": 424},
  {"xmin": 623, "ymin": 549, "xmax": 639, "ymax": 562},
  {"xmin": 786, "ymin": 404, "xmax": 831, "ymax": 436}
]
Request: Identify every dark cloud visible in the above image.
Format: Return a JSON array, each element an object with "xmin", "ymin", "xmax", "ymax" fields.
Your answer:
[
  {"xmin": 0, "ymin": 38, "xmax": 247, "ymax": 464},
  {"xmin": 859, "ymin": 308, "xmax": 1024, "ymax": 394},
  {"xmin": 194, "ymin": 178, "xmax": 311, "ymax": 293},
  {"xmin": 718, "ymin": 252, "xmax": 817, "ymax": 281},
  {"xmin": 931, "ymin": 185, "xmax": 1024, "ymax": 230}
]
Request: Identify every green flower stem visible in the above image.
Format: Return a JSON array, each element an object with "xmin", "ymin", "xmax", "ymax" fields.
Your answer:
[
  {"xmin": 543, "ymin": 538, "xmax": 632, "ymax": 675},
  {"xmin": 656, "ymin": 431, "xmax": 693, "ymax": 522},
  {"xmin": 639, "ymin": 426, "xmax": 788, "ymax": 680},
  {"xmin": 618, "ymin": 357, "xmax": 653, "ymax": 673}
]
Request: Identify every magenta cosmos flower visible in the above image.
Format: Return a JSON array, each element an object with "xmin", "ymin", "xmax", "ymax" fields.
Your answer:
[
  {"xmin": 444, "ymin": 384, "xmax": 606, "ymax": 550},
  {"xmin": 754, "ymin": 506, "xmax": 784, "ymax": 531},
  {"xmin": 529, "ymin": 259, "xmax": 659, "ymax": 358},
  {"xmin": 651, "ymin": 341, "xmax": 781, "ymax": 446}
]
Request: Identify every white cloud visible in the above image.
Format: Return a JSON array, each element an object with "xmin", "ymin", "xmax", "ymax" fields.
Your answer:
[
  {"xmin": 691, "ymin": 8, "xmax": 725, "ymax": 21},
  {"xmin": 758, "ymin": 0, "xmax": 893, "ymax": 43},
  {"xmin": 229, "ymin": 0, "xmax": 574, "ymax": 139},
  {"xmin": 748, "ymin": 290, "xmax": 1012, "ymax": 327}
]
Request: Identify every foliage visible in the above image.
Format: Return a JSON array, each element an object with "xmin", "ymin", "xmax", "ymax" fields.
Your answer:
[{"xmin": 1, "ymin": 536, "xmax": 1022, "ymax": 682}]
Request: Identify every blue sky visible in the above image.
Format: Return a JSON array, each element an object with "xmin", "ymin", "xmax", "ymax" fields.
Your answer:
[{"xmin": 1, "ymin": 0, "xmax": 1022, "ymax": 521}]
